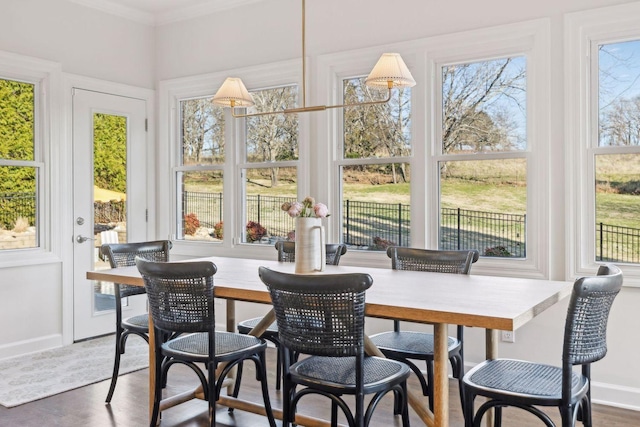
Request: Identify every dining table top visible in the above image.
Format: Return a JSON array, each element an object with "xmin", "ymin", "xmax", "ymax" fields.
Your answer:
[{"xmin": 87, "ymin": 255, "xmax": 574, "ymax": 332}]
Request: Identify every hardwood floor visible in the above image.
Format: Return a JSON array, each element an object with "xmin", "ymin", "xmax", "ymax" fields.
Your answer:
[{"xmin": 1, "ymin": 347, "xmax": 638, "ymax": 427}]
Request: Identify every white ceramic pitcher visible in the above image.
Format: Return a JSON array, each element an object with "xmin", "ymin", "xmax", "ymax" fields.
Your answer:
[{"xmin": 294, "ymin": 217, "xmax": 326, "ymax": 273}]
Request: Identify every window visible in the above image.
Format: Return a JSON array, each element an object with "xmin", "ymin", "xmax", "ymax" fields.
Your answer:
[
  {"xmin": 339, "ymin": 76, "xmax": 412, "ymax": 251},
  {"xmin": 437, "ymin": 57, "xmax": 527, "ymax": 258},
  {"xmin": 594, "ymin": 40, "xmax": 640, "ymax": 264},
  {"xmin": 177, "ymin": 96, "xmax": 225, "ymax": 242},
  {"xmin": 0, "ymin": 77, "xmax": 39, "ymax": 250},
  {"xmin": 240, "ymin": 85, "xmax": 299, "ymax": 245},
  {"xmin": 567, "ymin": 2, "xmax": 640, "ymax": 282}
]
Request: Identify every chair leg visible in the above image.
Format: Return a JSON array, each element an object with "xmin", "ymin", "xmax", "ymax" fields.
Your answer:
[
  {"xmin": 494, "ymin": 406, "xmax": 502, "ymax": 427},
  {"xmin": 453, "ymin": 355, "xmax": 466, "ymax": 414},
  {"xmin": 275, "ymin": 344, "xmax": 282, "ymax": 390},
  {"xmin": 208, "ymin": 361, "xmax": 216, "ymax": 427},
  {"xmin": 105, "ymin": 327, "xmax": 124, "ymax": 403},
  {"xmin": 463, "ymin": 386, "xmax": 475, "ymax": 427},
  {"xmin": 426, "ymin": 360, "xmax": 435, "ymax": 411},
  {"xmin": 150, "ymin": 345, "xmax": 163, "ymax": 427},
  {"xmin": 256, "ymin": 352, "xmax": 277, "ymax": 427},
  {"xmin": 331, "ymin": 401, "xmax": 338, "ymax": 427},
  {"xmin": 400, "ymin": 381, "xmax": 410, "ymax": 427},
  {"xmin": 228, "ymin": 360, "xmax": 244, "ymax": 412}
]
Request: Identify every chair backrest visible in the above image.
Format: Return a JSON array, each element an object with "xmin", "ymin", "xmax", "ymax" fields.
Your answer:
[
  {"xmin": 563, "ymin": 264, "xmax": 623, "ymax": 367},
  {"xmin": 275, "ymin": 241, "xmax": 348, "ymax": 266},
  {"xmin": 275, "ymin": 241, "xmax": 296, "ymax": 262},
  {"xmin": 325, "ymin": 243, "xmax": 348, "ymax": 266},
  {"xmin": 101, "ymin": 240, "xmax": 172, "ymax": 297},
  {"xmin": 259, "ymin": 266, "xmax": 372, "ymax": 357},
  {"xmin": 135, "ymin": 257, "xmax": 217, "ymax": 334},
  {"xmin": 386, "ymin": 247, "xmax": 479, "ymax": 274}
]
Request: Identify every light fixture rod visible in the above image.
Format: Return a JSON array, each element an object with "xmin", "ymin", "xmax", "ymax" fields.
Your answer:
[
  {"xmin": 302, "ymin": 0, "xmax": 307, "ymax": 109},
  {"xmin": 230, "ymin": 84, "xmax": 392, "ymax": 118}
]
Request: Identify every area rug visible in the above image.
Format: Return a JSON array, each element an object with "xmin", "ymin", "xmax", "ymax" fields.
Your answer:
[{"xmin": 0, "ymin": 335, "xmax": 148, "ymax": 408}]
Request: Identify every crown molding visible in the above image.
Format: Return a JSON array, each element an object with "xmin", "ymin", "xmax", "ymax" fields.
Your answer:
[
  {"xmin": 156, "ymin": 0, "xmax": 263, "ymax": 26},
  {"xmin": 66, "ymin": 0, "xmax": 155, "ymax": 25},
  {"xmin": 66, "ymin": 0, "xmax": 264, "ymax": 26}
]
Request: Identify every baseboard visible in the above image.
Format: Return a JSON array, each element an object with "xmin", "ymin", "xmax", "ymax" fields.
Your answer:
[
  {"xmin": 0, "ymin": 334, "xmax": 63, "ymax": 360},
  {"xmin": 592, "ymin": 381, "xmax": 640, "ymax": 412}
]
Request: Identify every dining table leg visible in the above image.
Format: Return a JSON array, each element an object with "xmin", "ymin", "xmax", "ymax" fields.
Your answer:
[
  {"xmin": 433, "ymin": 323, "xmax": 450, "ymax": 427},
  {"xmin": 485, "ymin": 329, "xmax": 499, "ymax": 427}
]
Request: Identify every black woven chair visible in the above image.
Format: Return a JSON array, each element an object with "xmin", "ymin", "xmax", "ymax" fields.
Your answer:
[
  {"xmin": 259, "ymin": 266, "xmax": 411, "ymax": 427},
  {"xmin": 369, "ymin": 247, "xmax": 479, "ymax": 413},
  {"xmin": 234, "ymin": 241, "xmax": 348, "ymax": 394},
  {"xmin": 275, "ymin": 240, "xmax": 348, "ymax": 265},
  {"xmin": 462, "ymin": 264, "xmax": 623, "ymax": 427},
  {"xmin": 135, "ymin": 258, "xmax": 277, "ymax": 427},
  {"xmin": 101, "ymin": 240, "xmax": 171, "ymax": 403}
]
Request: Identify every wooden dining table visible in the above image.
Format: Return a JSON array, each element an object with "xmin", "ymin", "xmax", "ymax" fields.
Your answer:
[{"xmin": 87, "ymin": 256, "xmax": 573, "ymax": 427}]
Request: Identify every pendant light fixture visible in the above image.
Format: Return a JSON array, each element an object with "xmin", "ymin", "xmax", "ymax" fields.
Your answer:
[{"xmin": 212, "ymin": 0, "xmax": 416, "ymax": 118}]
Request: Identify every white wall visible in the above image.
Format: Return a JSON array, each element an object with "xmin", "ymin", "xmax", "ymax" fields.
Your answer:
[
  {"xmin": 0, "ymin": 0, "xmax": 153, "ymax": 358},
  {"xmin": 155, "ymin": 0, "xmax": 640, "ymax": 410},
  {"xmin": 0, "ymin": 0, "xmax": 155, "ymax": 88}
]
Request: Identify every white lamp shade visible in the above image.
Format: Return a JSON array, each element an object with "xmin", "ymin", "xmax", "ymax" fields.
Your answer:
[
  {"xmin": 365, "ymin": 53, "xmax": 416, "ymax": 89},
  {"xmin": 213, "ymin": 77, "xmax": 255, "ymax": 107}
]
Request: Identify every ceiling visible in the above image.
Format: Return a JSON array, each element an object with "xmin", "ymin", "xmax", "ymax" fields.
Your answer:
[{"xmin": 66, "ymin": 0, "xmax": 263, "ymax": 26}]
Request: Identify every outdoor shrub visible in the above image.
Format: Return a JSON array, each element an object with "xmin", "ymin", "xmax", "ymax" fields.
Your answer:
[
  {"xmin": 372, "ymin": 236, "xmax": 395, "ymax": 250},
  {"xmin": 213, "ymin": 221, "xmax": 223, "ymax": 239},
  {"xmin": 246, "ymin": 221, "xmax": 267, "ymax": 242},
  {"xmin": 484, "ymin": 245, "xmax": 511, "ymax": 257},
  {"xmin": 13, "ymin": 217, "xmax": 29, "ymax": 233},
  {"xmin": 184, "ymin": 213, "xmax": 200, "ymax": 235}
]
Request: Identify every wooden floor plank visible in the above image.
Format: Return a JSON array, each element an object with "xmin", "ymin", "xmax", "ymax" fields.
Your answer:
[{"xmin": 1, "ymin": 347, "xmax": 638, "ymax": 426}]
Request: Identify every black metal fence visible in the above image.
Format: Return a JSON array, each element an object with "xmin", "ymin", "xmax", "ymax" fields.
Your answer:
[
  {"xmin": 440, "ymin": 208, "xmax": 526, "ymax": 258},
  {"xmin": 343, "ymin": 200, "xmax": 411, "ymax": 249},
  {"xmin": 183, "ymin": 191, "xmax": 223, "ymax": 228},
  {"xmin": 246, "ymin": 194, "xmax": 296, "ymax": 238},
  {"xmin": 4, "ymin": 192, "xmax": 639, "ymax": 262},
  {"xmin": 597, "ymin": 222, "xmax": 640, "ymax": 263},
  {"xmin": 0, "ymin": 192, "xmax": 36, "ymax": 229}
]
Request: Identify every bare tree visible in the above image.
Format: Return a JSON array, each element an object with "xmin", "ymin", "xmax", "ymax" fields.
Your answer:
[
  {"xmin": 598, "ymin": 43, "xmax": 640, "ymax": 147},
  {"xmin": 600, "ymin": 97, "xmax": 640, "ymax": 146},
  {"xmin": 181, "ymin": 98, "xmax": 224, "ymax": 164},
  {"xmin": 442, "ymin": 58, "xmax": 526, "ymax": 153},
  {"xmin": 246, "ymin": 86, "xmax": 298, "ymax": 186},
  {"xmin": 343, "ymin": 78, "xmax": 412, "ymax": 183}
]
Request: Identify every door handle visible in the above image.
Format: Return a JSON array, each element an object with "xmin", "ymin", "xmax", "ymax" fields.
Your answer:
[{"xmin": 76, "ymin": 235, "xmax": 96, "ymax": 243}]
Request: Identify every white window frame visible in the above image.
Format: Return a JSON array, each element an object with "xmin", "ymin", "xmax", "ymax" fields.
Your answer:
[
  {"xmin": 237, "ymin": 82, "xmax": 301, "ymax": 246},
  {"xmin": 316, "ymin": 19, "xmax": 550, "ymax": 276},
  {"xmin": 566, "ymin": 2, "xmax": 640, "ymax": 286},
  {"xmin": 0, "ymin": 51, "xmax": 60, "ymax": 267},
  {"xmin": 315, "ymin": 47, "xmax": 422, "ymax": 266},
  {"xmin": 429, "ymin": 21, "xmax": 550, "ymax": 278},
  {"xmin": 158, "ymin": 59, "xmax": 306, "ymax": 259}
]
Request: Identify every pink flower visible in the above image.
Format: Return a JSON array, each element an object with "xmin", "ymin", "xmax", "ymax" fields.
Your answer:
[
  {"xmin": 282, "ymin": 196, "xmax": 330, "ymax": 218},
  {"xmin": 287, "ymin": 201, "xmax": 303, "ymax": 217},
  {"xmin": 313, "ymin": 203, "xmax": 329, "ymax": 218}
]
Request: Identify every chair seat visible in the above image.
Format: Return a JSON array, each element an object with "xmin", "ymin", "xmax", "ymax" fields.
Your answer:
[
  {"xmin": 122, "ymin": 313, "xmax": 149, "ymax": 332},
  {"xmin": 464, "ymin": 359, "xmax": 589, "ymax": 405},
  {"xmin": 369, "ymin": 331, "xmax": 460, "ymax": 359},
  {"xmin": 237, "ymin": 317, "xmax": 279, "ymax": 337},
  {"xmin": 163, "ymin": 332, "xmax": 267, "ymax": 363},
  {"xmin": 291, "ymin": 356, "xmax": 410, "ymax": 394}
]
